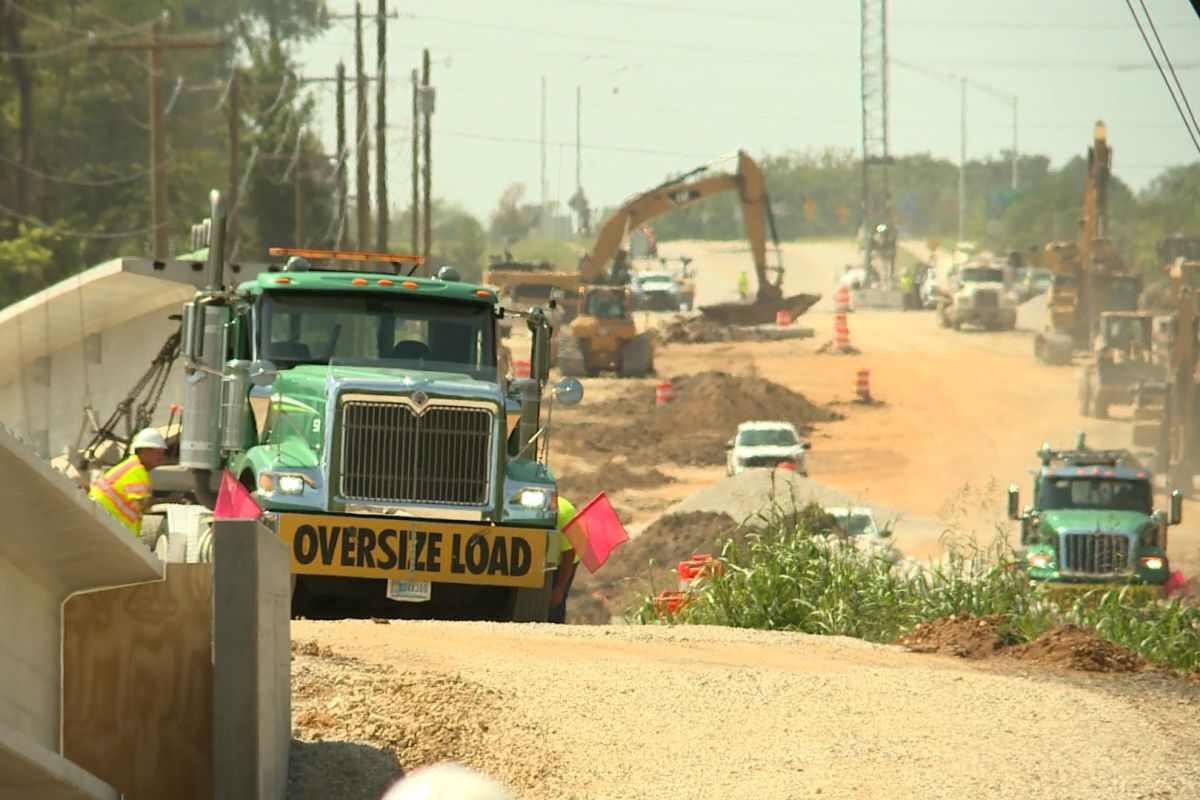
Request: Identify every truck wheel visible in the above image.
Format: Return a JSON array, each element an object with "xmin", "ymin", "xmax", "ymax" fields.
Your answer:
[
  {"xmin": 508, "ymin": 572, "xmax": 553, "ymax": 622},
  {"xmin": 1092, "ymin": 391, "xmax": 1108, "ymax": 420},
  {"xmin": 557, "ymin": 335, "xmax": 586, "ymax": 377},
  {"xmin": 1077, "ymin": 370, "xmax": 1093, "ymax": 416},
  {"xmin": 619, "ymin": 335, "xmax": 652, "ymax": 378}
]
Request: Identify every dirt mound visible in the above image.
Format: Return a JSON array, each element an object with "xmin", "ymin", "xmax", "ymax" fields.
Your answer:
[
  {"xmin": 289, "ymin": 643, "xmax": 551, "ymax": 799},
  {"xmin": 899, "ymin": 616, "xmax": 1148, "ymax": 675},
  {"xmin": 657, "ymin": 315, "xmax": 814, "ymax": 344},
  {"xmin": 569, "ymin": 511, "xmax": 740, "ymax": 624},
  {"xmin": 555, "ymin": 459, "xmax": 675, "ymax": 504},
  {"xmin": 558, "ymin": 371, "xmax": 838, "ymax": 468},
  {"xmin": 898, "ymin": 613, "xmax": 1011, "ymax": 659},
  {"xmin": 1006, "ymin": 624, "xmax": 1146, "ymax": 673}
]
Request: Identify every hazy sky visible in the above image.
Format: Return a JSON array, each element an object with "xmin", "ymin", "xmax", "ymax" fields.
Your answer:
[{"xmin": 300, "ymin": 0, "xmax": 1200, "ymax": 222}]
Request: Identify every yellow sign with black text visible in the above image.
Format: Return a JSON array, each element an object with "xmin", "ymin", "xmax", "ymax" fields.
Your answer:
[{"xmin": 276, "ymin": 514, "xmax": 548, "ymax": 588}]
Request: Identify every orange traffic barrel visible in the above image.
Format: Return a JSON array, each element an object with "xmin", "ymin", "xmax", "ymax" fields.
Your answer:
[
  {"xmin": 655, "ymin": 380, "xmax": 674, "ymax": 405},
  {"xmin": 775, "ymin": 310, "xmax": 792, "ymax": 327},
  {"xmin": 512, "ymin": 359, "xmax": 531, "ymax": 378},
  {"xmin": 856, "ymin": 369, "xmax": 871, "ymax": 401}
]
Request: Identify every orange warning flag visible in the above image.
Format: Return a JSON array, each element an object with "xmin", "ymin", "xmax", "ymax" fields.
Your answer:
[{"xmin": 562, "ymin": 492, "xmax": 629, "ymax": 573}]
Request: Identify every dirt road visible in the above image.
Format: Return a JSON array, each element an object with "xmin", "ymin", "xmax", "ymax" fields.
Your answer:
[
  {"xmin": 637, "ymin": 239, "xmax": 1200, "ymax": 572},
  {"xmin": 291, "ymin": 620, "xmax": 1200, "ymax": 800}
]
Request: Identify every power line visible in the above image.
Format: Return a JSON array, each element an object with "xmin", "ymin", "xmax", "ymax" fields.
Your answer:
[
  {"xmin": 0, "ymin": 199, "xmax": 168, "ymax": 240},
  {"xmin": 0, "ymin": 153, "xmax": 171, "ymax": 186},
  {"xmin": 1123, "ymin": 0, "xmax": 1200, "ymax": 154},
  {"xmin": 1137, "ymin": 0, "xmax": 1200, "ymax": 141}
]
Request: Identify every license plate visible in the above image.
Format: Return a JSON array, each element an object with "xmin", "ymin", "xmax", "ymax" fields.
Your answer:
[{"xmin": 386, "ymin": 579, "xmax": 432, "ymax": 603}]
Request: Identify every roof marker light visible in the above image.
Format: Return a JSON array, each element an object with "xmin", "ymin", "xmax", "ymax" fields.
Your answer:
[
  {"xmin": 351, "ymin": 277, "xmax": 369, "ymax": 286},
  {"xmin": 401, "ymin": 280, "xmax": 419, "ymax": 289},
  {"xmin": 378, "ymin": 278, "xmax": 394, "ymax": 287},
  {"xmin": 274, "ymin": 277, "xmax": 291, "ymax": 285},
  {"xmin": 475, "ymin": 289, "xmax": 492, "ymax": 298}
]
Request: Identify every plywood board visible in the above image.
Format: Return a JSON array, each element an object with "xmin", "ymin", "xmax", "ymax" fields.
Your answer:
[{"xmin": 62, "ymin": 563, "xmax": 213, "ymax": 800}]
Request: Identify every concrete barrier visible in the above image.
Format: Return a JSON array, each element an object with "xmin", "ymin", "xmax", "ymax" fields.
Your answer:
[
  {"xmin": 212, "ymin": 519, "xmax": 292, "ymax": 800},
  {"xmin": 0, "ymin": 425, "xmax": 162, "ymax": 799}
]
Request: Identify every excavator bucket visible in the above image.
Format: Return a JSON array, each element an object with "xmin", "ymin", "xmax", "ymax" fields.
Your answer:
[{"xmin": 698, "ymin": 293, "xmax": 821, "ymax": 326}]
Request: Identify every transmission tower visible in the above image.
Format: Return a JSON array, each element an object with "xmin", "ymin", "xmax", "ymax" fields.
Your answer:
[{"xmin": 860, "ymin": 0, "xmax": 894, "ymax": 279}]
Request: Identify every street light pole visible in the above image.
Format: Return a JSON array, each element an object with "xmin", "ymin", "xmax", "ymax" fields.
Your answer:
[{"xmin": 959, "ymin": 77, "xmax": 967, "ymax": 245}]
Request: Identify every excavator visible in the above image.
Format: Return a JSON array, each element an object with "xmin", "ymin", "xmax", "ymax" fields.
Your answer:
[
  {"xmin": 1034, "ymin": 122, "xmax": 1142, "ymax": 364},
  {"xmin": 557, "ymin": 150, "xmax": 820, "ymax": 377}
]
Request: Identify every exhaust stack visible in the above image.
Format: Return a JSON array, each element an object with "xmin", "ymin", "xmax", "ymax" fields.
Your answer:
[{"xmin": 206, "ymin": 189, "xmax": 227, "ymax": 292}]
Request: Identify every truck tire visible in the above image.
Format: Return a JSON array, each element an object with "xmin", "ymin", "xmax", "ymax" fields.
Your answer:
[
  {"xmin": 508, "ymin": 572, "xmax": 553, "ymax": 622},
  {"xmin": 619, "ymin": 335, "xmax": 652, "ymax": 378},
  {"xmin": 557, "ymin": 335, "xmax": 587, "ymax": 377}
]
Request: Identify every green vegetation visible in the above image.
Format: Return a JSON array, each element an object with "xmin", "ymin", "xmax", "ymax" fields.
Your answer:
[{"xmin": 635, "ymin": 500, "xmax": 1200, "ymax": 676}]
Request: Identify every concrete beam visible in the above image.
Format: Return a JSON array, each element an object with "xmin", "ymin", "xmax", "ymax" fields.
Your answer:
[
  {"xmin": 0, "ymin": 722, "xmax": 117, "ymax": 800},
  {"xmin": 212, "ymin": 519, "xmax": 291, "ymax": 800}
]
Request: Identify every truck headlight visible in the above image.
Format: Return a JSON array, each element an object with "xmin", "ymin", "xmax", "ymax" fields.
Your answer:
[
  {"xmin": 1140, "ymin": 556, "xmax": 1165, "ymax": 571},
  {"xmin": 277, "ymin": 474, "xmax": 307, "ymax": 495},
  {"xmin": 514, "ymin": 488, "xmax": 550, "ymax": 509},
  {"xmin": 1027, "ymin": 551, "xmax": 1055, "ymax": 569}
]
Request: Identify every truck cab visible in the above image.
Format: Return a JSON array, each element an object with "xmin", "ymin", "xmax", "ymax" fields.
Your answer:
[
  {"xmin": 939, "ymin": 260, "xmax": 1018, "ymax": 331},
  {"xmin": 1007, "ymin": 435, "xmax": 1181, "ymax": 589},
  {"xmin": 178, "ymin": 241, "xmax": 583, "ymax": 621}
]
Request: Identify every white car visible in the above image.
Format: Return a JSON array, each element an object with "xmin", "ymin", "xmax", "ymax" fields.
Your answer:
[
  {"xmin": 725, "ymin": 421, "xmax": 810, "ymax": 476},
  {"xmin": 825, "ymin": 507, "xmax": 899, "ymax": 563}
]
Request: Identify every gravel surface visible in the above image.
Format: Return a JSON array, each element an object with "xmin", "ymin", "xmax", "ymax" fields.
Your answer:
[{"xmin": 290, "ymin": 620, "xmax": 1200, "ymax": 800}]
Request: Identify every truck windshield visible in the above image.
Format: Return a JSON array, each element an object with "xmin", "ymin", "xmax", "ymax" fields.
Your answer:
[
  {"xmin": 961, "ymin": 267, "xmax": 1004, "ymax": 283},
  {"xmin": 259, "ymin": 291, "xmax": 496, "ymax": 379},
  {"xmin": 1036, "ymin": 477, "xmax": 1152, "ymax": 513},
  {"xmin": 738, "ymin": 428, "xmax": 798, "ymax": 447}
]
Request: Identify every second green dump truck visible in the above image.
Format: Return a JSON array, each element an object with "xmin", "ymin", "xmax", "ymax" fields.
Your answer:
[
  {"xmin": 170, "ymin": 192, "xmax": 580, "ymax": 621},
  {"xmin": 1007, "ymin": 434, "xmax": 1181, "ymax": 591}
]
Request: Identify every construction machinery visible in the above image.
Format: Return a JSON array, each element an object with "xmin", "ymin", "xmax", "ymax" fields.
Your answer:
[
  {"xmin": 557, "ymin": 150, "xmax": 819, "ymax": 377},
  {"xmin": 1129, "ymin": 285, "xmax": 1200, "ymax": 494},
  {"xmin": 483, "ymin": 255, "xmax": 582, "ymax": 322},
  {"xmin": 657, "ymin": 255, "xmax": 696, "ymax": 311},
  {"xmin": 1077, "ymin": 311, "xmax": 1161, "ymax": 419},
  {"xmin": 1139, "ymin": 234, "xmax": 1200, "ymax": 313},
  {"xmin": 577, "ymin": 149, "xmax": 817, "ymax": 321},
  {"xmin": 1034, "ymin": 122, "xmax": 1142, "ymax": 365},
  {"xmin": 79, "ymin": 191, "xmax": 584, "ymax": 622},
  {"xmin": 1007, "ymin": 434, "xmax": 1181, "ymax": 593}
]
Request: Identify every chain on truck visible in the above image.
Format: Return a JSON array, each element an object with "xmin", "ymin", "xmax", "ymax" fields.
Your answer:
[{"xmin": 120, "ymin": 191, "xmax": 582, "ymax": 621}]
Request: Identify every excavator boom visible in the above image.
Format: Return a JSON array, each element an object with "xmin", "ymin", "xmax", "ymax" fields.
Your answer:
[{"xmin": 579, "ymin": 150, "xmax": 783, "ymax": 301}]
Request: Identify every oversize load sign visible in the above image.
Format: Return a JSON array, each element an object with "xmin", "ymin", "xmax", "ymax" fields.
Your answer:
[{"xmin": 276, "ymin": 515, "xmax": 548, "ymax": 588}]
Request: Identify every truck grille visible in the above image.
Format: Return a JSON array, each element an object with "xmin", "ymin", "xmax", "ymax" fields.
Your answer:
[
  {"xmin": 339, "ymin": 400, "xmax": 493, "ymax": 506},
  {"xmin": 974, "ymin": 290, "xmax": 998, "ymax": 309},
  {"xmin": 743, "ymin": 455, "xmax": 790, "ymax": 468},
  {"xmin": 1059, "ymin": 532, "xmax": 1132, "ymax": 576}
]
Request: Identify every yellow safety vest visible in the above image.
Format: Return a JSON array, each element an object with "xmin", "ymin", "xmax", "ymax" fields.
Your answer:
[
  {"xmin": 558, "ymin": 497, "xmax": 581, "ymax": 565},
  {"xmin": 89, "ymin": 455, "xmax": 152, "ymax": 535}
]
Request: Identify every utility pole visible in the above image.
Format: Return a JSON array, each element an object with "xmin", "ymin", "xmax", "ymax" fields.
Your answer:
[
  {"xmin": 294, "ymin": 152, "xmax": 305, "ymax": 246},
  {"xmin": 540, "ymin": 75, "xmax": 548, "ymax": 235},
  {"xmin": 1011, "ymin": 97, "xmax": 1019, "ymax": 190},
  {"xmin": 575, "ymin": 85, "xmax": 582, "ymax": 193},
  {"xmin": 335, "ymin": 62, "xmax": 348, "ymax": 249},
  {"xmin": 227, "ymin": 69, "xmax": 240, "ymax": 256},
  {"xmin": 421, "ymin": 49, "xmax": 433, "ymax": 267},
  {"xmin": 91, "ymin": 18, "xmax": 223, "ymax": 259},
  {"xmin": 355, "ymin": 1, "xmax": 370, "ymax": 249},
  {"xmin": 958, "ymin": 76, "xmax": 967, "ymax": 245},
  {"xmin": 411, "ymin": 68, "xmax": 420, "ymax": 255},
  {"xmin": 375, "ymin": 0, "xmax": 388, "ymax": 252}
]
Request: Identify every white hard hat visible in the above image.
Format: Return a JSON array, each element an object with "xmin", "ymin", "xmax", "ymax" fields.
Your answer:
[{"xmin": 131, "ymin": 427, "xmax": 167, "ymax": 451}]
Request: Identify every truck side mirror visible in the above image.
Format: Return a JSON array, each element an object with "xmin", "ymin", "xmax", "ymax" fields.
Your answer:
[
  {"xmin": 248, "ymin": 360, "xmax": 277, "ymax": 387},
  {"xmin": 553, "ymin": 377, "xmax": 583, "ymax": 407},
  {"xmin": 1007, "ymin": 485, "xmax": 1021, "ymax": 520},
  {"xmin": 724, "ymin": 440, "xmax": 734, "ymax": 450},
  {"xmin": 1170, "ymin": 489, "xmax": 1183, "ymax": 525}
]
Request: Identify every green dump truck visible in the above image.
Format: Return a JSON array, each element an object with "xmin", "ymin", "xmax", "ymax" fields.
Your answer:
[
  {"xmin": 170, "ymin": 192, "xmax": 579, "ymax": 621},
  {"xmin": 1006, "ymin": 434, "xmax": 1181, "ymax": 592}
]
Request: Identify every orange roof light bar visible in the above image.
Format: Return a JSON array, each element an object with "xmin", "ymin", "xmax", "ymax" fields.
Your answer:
[{"xmin": 268, "ymin": 246, "xmax": 425, "ymax": 264}]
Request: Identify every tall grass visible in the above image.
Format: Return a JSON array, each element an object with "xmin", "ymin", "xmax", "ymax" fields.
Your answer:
[{"xmin": 634, "ymin": 499, "xmax": 1200, "ymax": 675}]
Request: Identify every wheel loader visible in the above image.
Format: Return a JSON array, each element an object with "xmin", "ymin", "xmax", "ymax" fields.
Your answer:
[{"xmin": 557, "ymin": 285, "xmax": 653, "ymax": 378}]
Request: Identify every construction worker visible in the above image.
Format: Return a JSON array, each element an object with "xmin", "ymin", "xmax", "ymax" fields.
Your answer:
[
  {"xmin": 88, "ymin": 427, "xmax": 168, "ymax": 536},
  {"xmin": 736, "ymin": 271, "xmax": 749, "ymax": 301},
  {"xmin": 900, "ymin": 268, "xmax": 916, "ymax": 310},
  {"xmin": 549, "ymin": 497, "xmax": 579, "ymax": 624}
]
